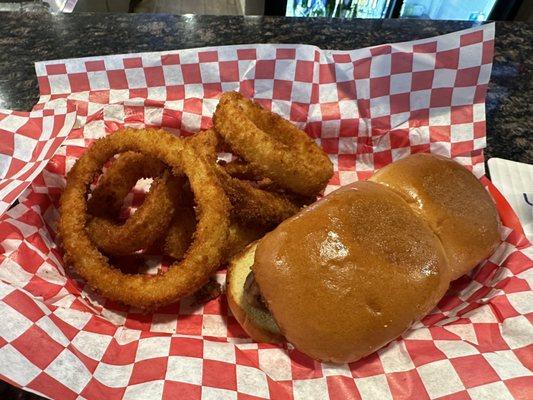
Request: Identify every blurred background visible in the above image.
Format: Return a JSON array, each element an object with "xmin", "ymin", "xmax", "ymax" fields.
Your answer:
[
  {"xmin": 283, "ymin": 0, "xmax": 530, "ymax": 21},
  {"xmin": 0, "ymin": 0, "xmax": 531, "ymax": 20}
]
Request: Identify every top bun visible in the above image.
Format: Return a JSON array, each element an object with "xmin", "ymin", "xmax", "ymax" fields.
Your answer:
[
  {"xmin": 371, "ymin": 153, "xmax": 500, "ymax": 280},
  {"xmin": 252, "ymin": 181, "xmax": 450, "ymax": 363}
]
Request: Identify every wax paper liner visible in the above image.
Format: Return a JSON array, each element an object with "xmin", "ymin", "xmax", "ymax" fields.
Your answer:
[{"xmin": 0, "ymin": 23, "xmax": 531, "ymax": 400}]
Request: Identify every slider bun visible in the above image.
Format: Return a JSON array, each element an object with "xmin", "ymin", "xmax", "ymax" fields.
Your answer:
[
  {"xmin": 226, "ymin": 242, "xmax": 283, "ymax": 343},
  {"xmin": 252, "ymin": 181, "xmax": 450, "ymax": 363},
  {"xmin": 370, "ymin": 153, "xmax": 500, "ymax": 280}
]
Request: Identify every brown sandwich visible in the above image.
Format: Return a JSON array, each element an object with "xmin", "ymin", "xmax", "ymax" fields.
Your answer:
[{"xmin": 227, "ymin": 154, "xmax": 500, "ymax": 363}]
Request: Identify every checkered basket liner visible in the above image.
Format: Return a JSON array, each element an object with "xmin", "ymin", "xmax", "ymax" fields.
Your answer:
[
  {"xmin": 0, "ymin": 103, "xmax": 76, "ymax": 216},
  {"xmin": 0, "ymin": 23, "xmax": 531, "ymax": 400}
]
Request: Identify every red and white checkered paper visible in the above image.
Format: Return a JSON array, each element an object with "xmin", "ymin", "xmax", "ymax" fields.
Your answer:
[
  {"xmin": 0, "ymin": 103, "xmax": 76, "ymax": 216},
  {"xmin": 1, "ymin": 23, "xmax": 532, "ymax": 400}
]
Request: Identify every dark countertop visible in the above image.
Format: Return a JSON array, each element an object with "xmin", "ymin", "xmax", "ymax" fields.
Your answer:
[{"xmin": 0, "ymin": 12, "xmax": 531, "ymax": 163}]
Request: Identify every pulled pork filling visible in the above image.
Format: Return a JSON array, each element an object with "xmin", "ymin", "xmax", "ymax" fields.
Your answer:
[{"xmin": 244, "ymin": 271, "xmax": 268, "ymax": 310}]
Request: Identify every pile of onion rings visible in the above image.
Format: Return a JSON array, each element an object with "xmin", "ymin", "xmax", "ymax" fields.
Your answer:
[{"xmin": 59, "ymin": 92, "xmax": 333, "ymax": 310}]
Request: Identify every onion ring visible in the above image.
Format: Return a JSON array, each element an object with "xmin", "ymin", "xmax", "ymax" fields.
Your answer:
[
  {"xmin": 87, "ymin": 152, "xmax": 166, "ymax": 219},
  {"xmin": 86, "ymin": 150, "xmax": 193, "ymax": 257},
  {"xmin": 159, "ymin": 129, "xmax": 218, "ymax": 260},
  {"xmin": 87, "ymin": 172, "xmax": 180, "ymax": 255},
  {"xmin": 190, "ymin": 128, "xmax": 309, "ymax": 227},
  {"xmin": 217, "ymin": 170, "xmax": 306, "ymax": 228},
  {"xmin": 224, "ymin": 223, "xmax": 267, "ymax": 261},
  {"xmin": 186, "ymin": 128, "xmax": 219, "ymax": 163},
  {"xmin": 213, "ymin": 92, "xmax": 333, "ymax": 196},
  {"xmin": 59, "ymin": 128, "xmax": 231, "ymax": 309},
  {"xmin": 86, "ymin": 150, "xmax": 185, "ymax": 256},
  {"xmin": 163, "ymin": 205, "xmax": 197, "ymax": 260},
  {"xmin": 221, "ymin": 159, "xmax": 315, "ymax": 211},
  {"xmin": 222, "ymin": 159, "xmax": 266, "ymax": 182},
  {"xmin": 166, "ymin": 129, "xmax": 275, "ymax": 257}
]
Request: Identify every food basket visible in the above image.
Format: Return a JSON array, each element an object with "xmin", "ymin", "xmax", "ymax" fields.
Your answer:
[{"xmin": 0, "ymin": 23, "xmax": 531, "ymax": 400}]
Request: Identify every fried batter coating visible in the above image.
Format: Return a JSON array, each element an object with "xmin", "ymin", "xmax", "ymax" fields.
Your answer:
[
  {"xmin": 87, "ymin": 172, "xmax": 179, "ymax": 255},
  {"xmin": 217, "ymin": 170, "xmax": 305, "ymax": 228},
  {"xmin": 59, "ymin": 128, "xmax": 231, "ymax": 309},
  {"xmin": 222, "ymin": 159, "xmax": 265, "ymax": 182},
  {"xmin": 191, "ymin": 128, "xmax": 309, "ymax": 228},
  {"xmin": 163, "ymin": 206, "xmax": 197, "ymax": 260},
  {"xmin": 214, "ymin": 92, "xmax": 333, "ymax": 196},
  {"xmin": 87, "ymin": 152, "xmax": 166, "ymax": 219}
]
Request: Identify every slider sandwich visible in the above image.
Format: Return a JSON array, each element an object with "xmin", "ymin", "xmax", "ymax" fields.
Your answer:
[{"xmin": 227, "ymin": 154, "xmax": 500, "ymax": 363}]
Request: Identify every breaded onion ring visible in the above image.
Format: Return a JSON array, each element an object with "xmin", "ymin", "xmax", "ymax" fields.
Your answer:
[
  {"xmin": 87, "ymin": 172, "xmax": 179, "ymax": 255},
  {"xmin": 221, "ymin": 159, "xmax": 315, "ymax": 209},
  {"xmin": 165, "ymin": 131, "xmax": 271, "ymax": 258},
  {"xmin": 191, "ymin": 128, "xmax": 309, "ymax": 227},
  {"xmin": 86, "ymin": 151, "xmax": 185, "ymax": 256},
  {"xmin": 163, "ymin": 209, "xmax": 267, "ymax": 263},
  {"xmin": 59, "ymin": 128, "xmax": 230, "ymax": 309},
  {"xmin": 186, "ymin": 128, "xmax": 219, "ymax": 163},
  {"xmin": 222, "ymin": 159, "xmax": 266, "ymax": 182},
  {"xmin": 213, "ymin": 92, "xmax": 333, "ymax": 196},
  {"xmin": 217, "ymin": 170, "xmax": 305, "ymax": 228},
  {"xmin": 163, "ymin": 206, "xmax": 197, "ymax": 260},
  {"xmin": 86, "ymin": 132, "xmax": 212, "ymax": 259},
  {"xmin": 224, "ymin": 223, "xmax": 267, "ymax": 261},
  {"xmin": 87, "ymin": 152, "xmax": 166, "ymax": 219}
]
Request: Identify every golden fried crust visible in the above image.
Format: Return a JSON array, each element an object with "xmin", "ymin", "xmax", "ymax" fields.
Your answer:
[
  {"xmin": 87, "ymin": 151, "xmax": 166, "ymax": 218},
  {"xmin": 217, "ymin": 170, "xmax": 305, "ymax": 228},
  {"xmin": 59, "ymin": 128, "xmax": 231, "ymax": 309},
  {"xmin": 87, "ymin": 172, "xmax": 179, "ymax": 255},
  {"xmin": 214, "ymin": 92, "xmax": 333, "ymax": 197},
  {"xmin": 223, "ymin": 159, "xmax": 265, "ymax": 181},
  {"xmin": 163, "ymin": 206, "xmax": 197, "ymax": 260},
  {"xmin": 191, "ymin": 128, "xmax": 310, "ymax": 228}
]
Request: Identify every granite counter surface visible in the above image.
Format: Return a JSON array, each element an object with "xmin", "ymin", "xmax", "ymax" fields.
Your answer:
[{"xmin": 0, "ymin": 12, "xmax": 531, "ymax": 162}]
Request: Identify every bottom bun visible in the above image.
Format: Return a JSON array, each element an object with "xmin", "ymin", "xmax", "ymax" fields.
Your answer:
[{"xmin": 226, "ymin": 242, "xmax": 283, "ymax": 343}]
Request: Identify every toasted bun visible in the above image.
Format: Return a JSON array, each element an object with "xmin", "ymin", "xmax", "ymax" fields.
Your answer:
[
  {"xmin": 370, "ymin": 153, "xmax": 500, "ymax": 280},
  {"xmin": 226, "ymin": 242, "xmax": 283, "ymax": 343},
  {"xmin": 252, "ymin": 181, "xmax": 450, "ymax": 363}
]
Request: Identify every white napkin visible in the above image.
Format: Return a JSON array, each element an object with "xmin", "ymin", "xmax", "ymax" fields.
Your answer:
[{"xmin": 488, "ymin": 158, "xmax": 533, "ymax": 242}]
